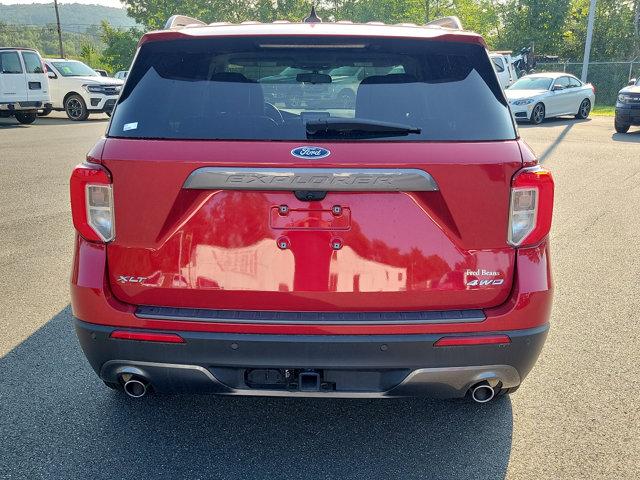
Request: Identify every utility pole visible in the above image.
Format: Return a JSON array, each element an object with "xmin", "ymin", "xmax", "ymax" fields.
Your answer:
[
  {"xmin": 581, "ymin": 0, "xmax": 597, "ymax": 82},
  {"xmin": 53, "ymin": 0, "xmax": 65, "ymax": 58}
]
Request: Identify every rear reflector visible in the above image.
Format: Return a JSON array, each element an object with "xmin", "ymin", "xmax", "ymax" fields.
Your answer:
[
  {"xmin": 110, "ymin": 331, "xmax": 185, "ymax": 343},
  {"xmin": 434, "ymin": 335, "xmax": 511, "ymax": 347}
]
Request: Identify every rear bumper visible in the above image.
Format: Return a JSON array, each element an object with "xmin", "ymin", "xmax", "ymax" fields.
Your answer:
[
  {"xmin": 75, "ymin": 319, "xmax": 548, "ymax": 398},
  {"xmin": 86, "ymin": 94, "xmax": 118, "ymax": 113},
  {"xmin": 0, "ymin": 101, "xmax": 44, "ymax": 112},
  {"xmin": 71, "ymin": 235, "xmax": 552, "ymax": 397},
  {"xmin": 509, "ymin": 103, "xmax": 534, "ymax": 121}
]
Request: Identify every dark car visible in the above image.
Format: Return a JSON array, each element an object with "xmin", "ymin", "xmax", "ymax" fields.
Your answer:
[
  {"xmin": 615, "ymin": 77, "xmax": 640, "ymax": 133},
  {"xmin": 70, "ymin": 15, "xmax": 554, "ymax": 402}
]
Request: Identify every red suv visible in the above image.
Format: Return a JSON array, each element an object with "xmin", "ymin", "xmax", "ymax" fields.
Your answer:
[{"xmin": 70, "ymin": 16, "xmax": 554, "ymax": 402}]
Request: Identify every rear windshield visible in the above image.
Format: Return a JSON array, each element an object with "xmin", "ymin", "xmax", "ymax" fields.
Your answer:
[
  {"xmin": 109, "ymin": 37, "xmax": 515, "ymax": 141},
  {"xmin": 51, "ymin": 61, "xmax": 98, "ymax": 77},
  {"xmin": 509, "ymin": 76, "xmax": 553, "ymax": 91}
]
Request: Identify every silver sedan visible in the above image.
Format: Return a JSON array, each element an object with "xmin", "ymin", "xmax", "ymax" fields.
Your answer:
[{"xmin": 505, "ymin": 73, "xmax": 596, "ymax": 124}]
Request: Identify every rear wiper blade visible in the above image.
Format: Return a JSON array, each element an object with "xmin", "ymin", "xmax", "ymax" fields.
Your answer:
[{"xmin": 306, "ymin": 118, "xmax": 421, "ymax": 138}]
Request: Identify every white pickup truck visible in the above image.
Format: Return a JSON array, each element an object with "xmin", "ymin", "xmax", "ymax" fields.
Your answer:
[
  {"xmin": 0, "ymin": 48, "xmax": 51, "ymax": 124},
  {"xmin": 490, "ymin": 52, "xmax": 518, "ymax": 89}
]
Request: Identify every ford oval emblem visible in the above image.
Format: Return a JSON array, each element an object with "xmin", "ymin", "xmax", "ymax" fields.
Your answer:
[{"xmin": 291, "ymin": 146, "xmax": 331, "ymax": 160}]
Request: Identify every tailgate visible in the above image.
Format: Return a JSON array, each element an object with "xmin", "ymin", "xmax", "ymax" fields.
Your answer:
[{"xmin": 102, "ymin": 139, "xmax": 520, "ymax": 312}]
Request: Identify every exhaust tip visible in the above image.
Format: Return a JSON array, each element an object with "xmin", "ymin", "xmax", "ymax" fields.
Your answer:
[
  {"xmin": 123, "ymin": 378, "xmax": 148, "ymax": 398},
  {"xmin": 470, "ymin": 383, "xmax": 495, "ymax": 403}
]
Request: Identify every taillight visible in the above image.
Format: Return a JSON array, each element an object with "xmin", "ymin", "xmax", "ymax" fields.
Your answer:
[
  {"xmin": 508, "ymin": 166, "xmax": 554, "ymax": 247},
  {"xmin": 70, "ymin": 163, "xmax": 114, "ymax": 242}
]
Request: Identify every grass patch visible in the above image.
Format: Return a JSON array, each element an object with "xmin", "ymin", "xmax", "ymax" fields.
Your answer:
[{"xmin": 592, "ymin": 106, "xmax": 615, "ymax": 116}]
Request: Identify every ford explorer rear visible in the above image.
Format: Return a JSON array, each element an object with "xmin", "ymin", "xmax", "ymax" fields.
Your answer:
[{"xmin": 70, "ymin": 16, "xmax": 554, "ymax": 402}]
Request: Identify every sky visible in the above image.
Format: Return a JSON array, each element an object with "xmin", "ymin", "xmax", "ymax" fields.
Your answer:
[{"xmin": 0, "ymin": 0, "xmax": 124, "ymax": 7}]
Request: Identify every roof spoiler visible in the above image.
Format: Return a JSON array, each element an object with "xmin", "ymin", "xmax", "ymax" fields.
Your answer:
[
  {"xmin": 162, "ymin": 14, "xmax": 463, "ymax": 31},
  {"xmin": 164, "ymin": 15, "xmax": 206, "ymax": 29},
  {"xmin": 425, "ymin": 16, "xmax": 463, "ymax": 30}
]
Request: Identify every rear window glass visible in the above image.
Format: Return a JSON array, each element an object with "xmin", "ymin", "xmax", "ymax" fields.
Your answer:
[
  {"xmin": 51, "ymin": 61, "xmax": 98, "ymax": 77},
  {"xmin": 0, "ymin": 52, "xmax": 23, "ymax": 74},
  {"xmin": 491, "ymin": 57, "xmax": 505, "ymax": 72},
  {"xmin": 510, "ymin": 76, "xmax": 553, "ymax": 91},
  {"xmin": 109, "ymin": 37, "xmax": 515, "ymax": 142},
  {"xmin": 22, "ymin": 51, "xmax": 44, "ymax": 74}
]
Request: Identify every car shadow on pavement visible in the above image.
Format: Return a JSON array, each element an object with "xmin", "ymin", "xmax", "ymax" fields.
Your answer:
[
  {"xmin": 0, "ymin": 306, "xmax": 514, "ymax": 480},
  {"xmin": 33, "ymin": 116, "xmax": 110, "ymax": 126},
  {"xmin": 0, "ymin": 119, "xmax": 29, "ymax": 129},
  {"xmin": 520, "ymin": 118, "xmax": 581, "ymax": 164},
  {"xmin": 0, "ymin": 116, "xmax": 109, "ymax": 129},
  {"xmin": 517, "ymin": 116, "xmax": 591, "ymax": 129},
  {"xmin": 611, "ymin": 130, "xmax": 640, "ymax": 142}
]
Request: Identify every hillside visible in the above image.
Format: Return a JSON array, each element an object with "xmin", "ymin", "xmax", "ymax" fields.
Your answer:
[{"xmin": 0, "ymin": 3, "xmax": 138, "ymax": 32}]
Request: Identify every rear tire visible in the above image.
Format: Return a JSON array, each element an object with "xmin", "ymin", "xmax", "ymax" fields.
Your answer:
[
  {"xmin": 15, "ymin": 111, "xmax": 37, "ymax": 124},
  {"xmin": 65, "ymin": 94, "xmax": 89, "ymax": 121},
  {"xmin": 615, "ymin": 122, "xmax": 630, "ymax": 134},
  {"xmin": 575, "ymin": 99, "xmax": 591, "ymax": 119},
  {"xmin": 38, "ymin": 107, "xmax": 52, "ymax": 117},
  {"xmin": 530, "ymin": 103, "xmax": 545, "ymax": 124}
]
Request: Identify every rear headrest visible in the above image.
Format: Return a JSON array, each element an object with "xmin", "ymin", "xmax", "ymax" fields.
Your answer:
[
  {"xmin": 210, "ymin": 72, "xmax": 254, "ymax": 83},
  {"xmin": 359, "ymin": 73, "xmax": 418, "ymax": 85},
  {"xmin": 208, "ymin": 72, "xmax": 264, "ymax": 116},
  {"xmin": 356, "ymin": 74, "xmax": 426, "ymax": 125}
]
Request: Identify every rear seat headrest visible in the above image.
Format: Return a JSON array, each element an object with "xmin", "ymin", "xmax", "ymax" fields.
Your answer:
[
  {"xmin": 208, "ymin": 72, "xmax": 264, "ymax": 115},
  {"xmin": 356, "ymin": 73, "xmax": 425, "ymax": 125},
  {"xmin": 359, "ymin": 73, "xmax": 419, "ymax": 85}
]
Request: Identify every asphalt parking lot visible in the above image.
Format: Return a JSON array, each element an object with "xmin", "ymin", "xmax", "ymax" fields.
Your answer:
[{"xmin": 0, "ymin": 113, "xmax": 638, "ymax": 479}]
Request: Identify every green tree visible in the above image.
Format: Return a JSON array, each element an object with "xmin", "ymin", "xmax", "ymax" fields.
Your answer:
[
  {"xmin": 99, "ymin": 21, "xmax": 143, "ymax": 72},
  {"xmin": 80, "ymin": 42, "xmax": 100, "ymax": 66},
  {"xmin": 495, "ymin": 0, "xmax": 572, "ymax": 55},
  {"xmin": 562, "ymin": 0, "xmax": 638, "ymax": 60}
]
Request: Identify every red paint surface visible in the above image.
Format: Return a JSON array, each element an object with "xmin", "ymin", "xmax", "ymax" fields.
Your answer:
[
  {"xmin": 72, "ymin": 129, "xmax": 554, "ymax": 335},
  {"xmin": 99, "ymin": 139, "xmax": 523, "ymax": 311},
  {"xmin": 71, "ymin": 235, "xmax": 552, "ymax": 335}
]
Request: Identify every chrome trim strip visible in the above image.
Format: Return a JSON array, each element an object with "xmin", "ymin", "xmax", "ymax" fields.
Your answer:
[
  {"xmin": 183, "ymin": 167, "xmax": 439, "ymax": 191},
  {"xmin": 135, "ymin": 306, "xmax": 485, "ymax": 325}
]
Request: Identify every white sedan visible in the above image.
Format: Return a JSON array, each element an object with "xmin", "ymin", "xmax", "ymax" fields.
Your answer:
[{"xmin": 505, "ymin": 73, "xmax": 595, "ymax": 124}]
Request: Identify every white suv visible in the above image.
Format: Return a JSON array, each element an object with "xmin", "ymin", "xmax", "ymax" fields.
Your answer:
[
  {"xmin": 43, "ymin": 59, "xmax": 123, "ymax": 121},
  {"xmin": 0, "ymin": 48, "xmax": 51, "ymax": 124}
]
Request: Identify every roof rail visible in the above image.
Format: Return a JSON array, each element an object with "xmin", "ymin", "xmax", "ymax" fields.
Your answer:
[
  {"xmin": 425, "ymin": 16, "xmax": 463, "ymax": 30},
  {"xmin": 164, "ymin": 15, "xmax": 207, "ymax": 29}
]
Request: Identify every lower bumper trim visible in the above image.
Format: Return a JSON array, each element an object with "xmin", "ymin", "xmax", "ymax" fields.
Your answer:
[
  {"xmin": 100, "ymin": 360, "xmax": 520, "ymax": 398},
  {"xmin": 76, "ymin": 319, "xmax": 548, "ymax": 398}
]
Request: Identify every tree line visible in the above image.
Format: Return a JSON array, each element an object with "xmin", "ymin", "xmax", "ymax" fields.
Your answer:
[
  {"xmin": 2, "ymin": 1, "xmax": 639, "ymax": 74},
  {"xmin": 123, "ymin": 0, "xmax": 639, "ymax": 60}
]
